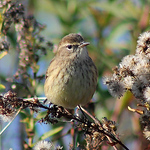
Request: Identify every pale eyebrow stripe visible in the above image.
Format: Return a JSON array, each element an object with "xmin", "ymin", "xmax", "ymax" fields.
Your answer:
[{"xmin": 59, "ymin": 43, "xmax": 80, "ymax": 48}]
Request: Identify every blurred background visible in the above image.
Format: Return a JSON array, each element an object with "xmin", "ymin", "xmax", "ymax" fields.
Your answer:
[{"xmin": 0, "ymin": 0, "xmax": 150, "ymax": 149}]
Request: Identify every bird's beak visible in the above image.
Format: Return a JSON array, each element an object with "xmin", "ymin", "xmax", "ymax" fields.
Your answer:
[{"xmin": 79, "ymin": 42, "xmax": 90, "ymax": 48}]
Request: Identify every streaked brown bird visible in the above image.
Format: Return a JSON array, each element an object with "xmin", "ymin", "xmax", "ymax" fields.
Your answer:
[{"xmin": 44, "ymin": 33, "xmax": 98, "ymax": 109}]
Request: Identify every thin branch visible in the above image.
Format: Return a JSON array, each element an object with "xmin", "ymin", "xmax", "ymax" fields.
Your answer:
[
  {"xmin": 0, "ymin": 106, "xmax": 22, "ymax": 135},
  {"xmin": 79, "ymin": 106, "xmax": 129, "ymax": 150}
]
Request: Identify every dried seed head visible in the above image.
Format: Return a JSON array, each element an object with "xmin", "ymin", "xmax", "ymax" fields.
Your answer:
[
  {"xmin": 33, "ymin": 140, "xmax": 52, "ymax": 150},
  {"xmin": 136, "ymin": 31, "xmax": 150, "ymax": 57}
]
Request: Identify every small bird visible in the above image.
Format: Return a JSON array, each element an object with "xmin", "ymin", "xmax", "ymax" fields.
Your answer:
[{"xmin": 44, "ymin": 33, "xmax": 98, "ymax": 109}]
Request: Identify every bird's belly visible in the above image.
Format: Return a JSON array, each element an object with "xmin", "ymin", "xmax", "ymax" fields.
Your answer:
[{"xmin": 45, "ymin": 66, "xmax": 94, "ymax": 109}]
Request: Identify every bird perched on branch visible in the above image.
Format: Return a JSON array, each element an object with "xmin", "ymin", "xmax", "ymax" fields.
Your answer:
[{"xmin": 44, "ymin": 33, "xmax": 97, "ymax": 109}]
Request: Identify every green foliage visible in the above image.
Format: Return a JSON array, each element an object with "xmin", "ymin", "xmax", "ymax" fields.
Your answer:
[{"xmin": 0, "ymin": 84, "xmax": 5, "ymax": 90}]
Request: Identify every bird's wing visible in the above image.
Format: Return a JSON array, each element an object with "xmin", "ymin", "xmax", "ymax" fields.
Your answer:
[{"xmin": 45, "ymin": 59, "xmax": 55, "ymax": 79}]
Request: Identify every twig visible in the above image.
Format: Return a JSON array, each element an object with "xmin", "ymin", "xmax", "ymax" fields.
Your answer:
[
  {"xmin": 0, "ymin": 106, "xmax": 22, "ymax": 135},
  {"xmin": 79, "ymin": 106, "xmax": 129, "ymax": 150}
]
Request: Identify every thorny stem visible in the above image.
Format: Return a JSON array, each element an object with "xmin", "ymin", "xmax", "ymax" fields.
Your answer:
[
  {"xmin": 79, "ymin": 106, "xmax": 119, "ymax": 150},
  {"xmin": 79, "ymin": 106, "xmax": 128, "ymax": 150},
  {"xmin": 78, "ymin": 105, "xmax": 102, "ymax": 126},
  {"xmin": 30, "ymin": 99, "xmax": 128, "ymax": 149},
  {"xmin": 36, "ymin": 101, "xmax": 129, "ymax": 150},
  {"xmin": 106, "ymin": 135, "xmax": 118, "ymax": 150}
]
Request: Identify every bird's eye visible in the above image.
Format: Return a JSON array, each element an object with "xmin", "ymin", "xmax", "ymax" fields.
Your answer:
[{"xmin": 67, "ymin": 45, "xmax": 72, "ymax": 50}]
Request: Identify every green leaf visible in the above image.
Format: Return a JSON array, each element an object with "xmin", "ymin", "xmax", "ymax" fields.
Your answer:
[
  {"xmin": 0, "ymin": 84, "xmax": 5, "ymax": 90},
  {"xmin": 104, "ymin": 22, "xmax": 131, "ymax": 49},
  {"xmin": 91, "ymin": 1, "xmax": 139, "ymax": 19},
  {"xmin": 36, "ymin": 111, "xmax": 47, "ymax": 120},
  {"xmin": 119, "ymin": 90, "xmax": 133, "ymax": 113},
  {"xmin": 39, "ymin": 126, "xmax": 63, "ymax": 141},
  {"xmin": 0, "ymin": 51, "xmax": 7, "ymax": 59}
]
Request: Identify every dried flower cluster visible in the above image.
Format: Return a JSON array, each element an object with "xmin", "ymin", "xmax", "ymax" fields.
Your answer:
[
  {"xmin": 1, "ymin": 0, "xmax": 53, "ymax": 83},
  {"xmin": 0, "ymin": 37, "xmax": 9, "ymax": 52},
  {"xmin": 85, "ymin": 117, "xmax": 118, "ymax": 149},
  {"xmin": 33, "ymin": 140, "xmax": 52, "ymax": 150},
  {"xmin": 33, "ymin": 140, "xmax": 63, "ymax": 150},
  {"xmin": 0, "ymin": 91, "xmax": 41, "ymax": 122},
  {"xmin": 104, "ymin": 31, "xmax": 150, "ymax": 141},
  {"xmin": 140, "ymin": 110, "xmax": 150, "ymax": 140}
]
